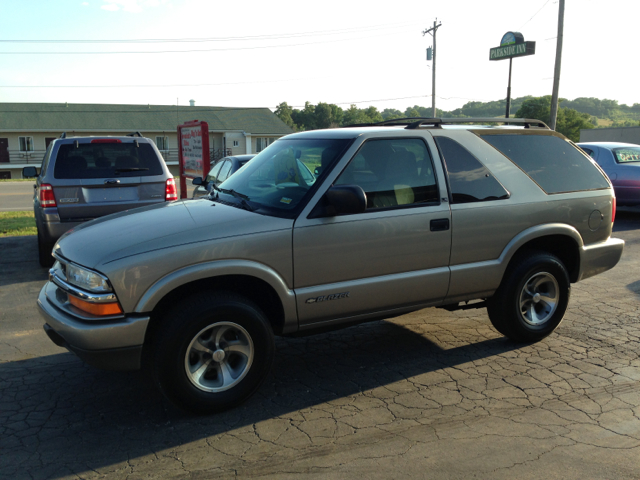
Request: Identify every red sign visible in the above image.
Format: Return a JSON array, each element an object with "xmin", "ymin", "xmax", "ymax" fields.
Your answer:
[{"xmin": 177, "ymin": 120, "xmax": 210, "ymax": 199}]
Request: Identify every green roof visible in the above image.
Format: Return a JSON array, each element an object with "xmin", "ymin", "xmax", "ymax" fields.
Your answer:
[{"xmin": 0, "ymin": 102, "xmax": 293, "ymax": 135}]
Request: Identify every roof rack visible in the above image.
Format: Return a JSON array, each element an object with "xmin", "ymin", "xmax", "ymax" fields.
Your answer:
[
  {"xmin": 342, "ymin": 117, "xmax": 549, "ymax": 130},
  {"xmin": 405, "ymin": 117, "xmax": 549, "ymax": 129},
  {"xmin": 59, "ymin": 132, "xmax": 67, "ymax": 139},
  {"xmin": 126, "ymin": 131, "xmax": 143, "ymax": 137}
]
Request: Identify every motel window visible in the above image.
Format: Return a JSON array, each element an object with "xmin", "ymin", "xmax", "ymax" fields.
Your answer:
[
  {"xmin": 156, "ymin": 136, "xmax": 169, "ymax": 151},
  {"xmin": 19, "ymin": 137, "xmax": 34, "ymax": 152},
  {"xmin": 256, "ymin": 137, "xmax": 275, "ymax": 152}
]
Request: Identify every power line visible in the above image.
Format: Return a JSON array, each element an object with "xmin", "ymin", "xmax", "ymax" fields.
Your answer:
[
  {"xmin": 519, "ymin": 0, "xmax": 552, "ymax": 29},
  {"xmin": 0, "ymin": 27, "xmax": 414, "ymax": 55},
  {"xmin": 0, "ymin": 76, "xmax": 332, "ymax": 88},
  {"xmin": 0, "ymin": 22, "xmax": 417, "ymax": 44}
]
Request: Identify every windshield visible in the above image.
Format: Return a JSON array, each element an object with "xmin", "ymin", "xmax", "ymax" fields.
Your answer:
[
  {"xmin": 216, "ymin": 138, "xmax": 352, "ymax": 217},
  {"xmin": 613, "ymin": 147, "xmax": 640, "ymax": 163}
]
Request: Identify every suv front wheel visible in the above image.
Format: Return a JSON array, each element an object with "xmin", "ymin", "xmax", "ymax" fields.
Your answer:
[
  {"xmin": 487, "ymin": 251, "xmax": 570, "ymax": 342},
  {"xmin": 152, "ymin": 292, "xmax": 275, "ymax": 414}
]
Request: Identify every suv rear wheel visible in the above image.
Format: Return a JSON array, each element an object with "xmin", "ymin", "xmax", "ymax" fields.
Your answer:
[
  {"xmin": 152, "ymin": 292, "xmax": 275, "ymax": 414},
  {"xmin": 38, "ymin": 232, "xmax": 55, "ymax": 268},
  {"xmin": 487, "ymin": 251, "xmax": 570, "ymax": 342}
]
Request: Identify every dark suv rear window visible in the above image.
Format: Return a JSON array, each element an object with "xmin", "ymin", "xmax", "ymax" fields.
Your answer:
[
  {"xmin": 480, "ymin": 134, "xmax": 609, "ymax": 194},
  {"xmin": 54, "ymin": 142, "xmax": 164, "ymax": 179}
]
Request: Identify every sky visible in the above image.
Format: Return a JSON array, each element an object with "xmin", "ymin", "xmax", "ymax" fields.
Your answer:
[{"xmin": 0, "ymin": 0, "xmax": 637, "ymax": 113}]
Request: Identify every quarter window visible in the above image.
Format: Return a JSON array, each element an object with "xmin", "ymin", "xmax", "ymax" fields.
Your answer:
[
  {"xmin": 480, "ymin": 134, "xmax": 609, "ymax": 194},
  {"xmin": 19, "ymin": 137, "xmax": 34, "ymax": 152},
  {"xmin": 434, "ymin": 136, "xmax": 509, "ymax": 203},
  {"xmin": 335, "ymin": 138, "xmax": 439, "ymax": 209}
]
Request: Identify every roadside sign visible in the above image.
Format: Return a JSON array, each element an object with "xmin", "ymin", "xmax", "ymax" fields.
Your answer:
[
  {"xmin": 177, "ymin": 120, "xmax": 210, "ymax": 199},
  {"xmin": 489, "ymin": 41, "xmax": 536, "ymax": 61}
]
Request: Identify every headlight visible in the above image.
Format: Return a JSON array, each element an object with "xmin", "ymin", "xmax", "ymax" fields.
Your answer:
[{"xmin": 66, "ymin": 263, "xmax": 112, "ymax": 293}]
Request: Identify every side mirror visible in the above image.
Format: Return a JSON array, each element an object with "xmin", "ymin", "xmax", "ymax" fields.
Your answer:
[
  {"xmin": 191, "ymin": 177, "xmax": 204, "ymax": 186},
  {"xmin": 23, "ymin": 166, "xmax": 38, "ymax": 178},
  {"xmin": 310, "ymin": 185, "xmax": 367, "ymax": 218}
]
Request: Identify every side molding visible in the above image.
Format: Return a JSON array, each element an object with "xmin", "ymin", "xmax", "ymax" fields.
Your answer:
[{"xmin": 134, "ymin": 259, "xmax": 298, "ymax": 333}]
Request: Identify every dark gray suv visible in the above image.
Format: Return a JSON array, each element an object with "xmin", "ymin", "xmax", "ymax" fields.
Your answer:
[
  {"xmin": 23, "ymin": 134, "xmax": 176, "ymax": 267},
  {"xmin": 36, "ymin": 118, "xmax": 624, "ymax": 414}
]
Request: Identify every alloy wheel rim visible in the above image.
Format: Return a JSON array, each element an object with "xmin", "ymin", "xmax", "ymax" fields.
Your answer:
[
  {"xmin": 184, "ymin": 321, "xmax": 254, "ymax": 392},
  {"xmin": 518, "ymin": 272, "xmax": 559, "ymax": 326}
]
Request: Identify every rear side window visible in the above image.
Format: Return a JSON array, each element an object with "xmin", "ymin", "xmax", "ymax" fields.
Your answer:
[
  {"xmin": 481, "ymin": 134, "xmax": 609, "ymax": 194},
  {"xmin": 433, "ymin": 136, "xmax": 509, "ymax": 204},
  {"xmin": 53, "ymin": 142, "xmax": 164, "ymax": 179},
  {"xmin": 612, "ymin": 146, "xmax": 640, "ymax": 163}
]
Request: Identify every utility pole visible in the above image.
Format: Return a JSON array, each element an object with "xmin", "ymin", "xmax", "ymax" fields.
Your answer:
[
  {"xmin": 549, "ymin": 0, "xmax": 565, "ymax": 130},
  {"xmin": 423, "ymin": 19, "xmax": 442, "ymax": 117}
]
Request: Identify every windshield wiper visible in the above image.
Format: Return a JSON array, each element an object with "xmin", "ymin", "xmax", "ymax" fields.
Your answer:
[{"xmin": 219, "ymin": 188, "xmax": 255, "ymax": 211}]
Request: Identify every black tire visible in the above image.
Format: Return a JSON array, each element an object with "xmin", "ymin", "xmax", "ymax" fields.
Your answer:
[
  {"xmin": 38, "ymin": 232, "xmax": 55, "ymax": 268},
  {"xmin": 152, "ymin": 292, "xmax": 275, "ymax": 414},
  {"xmin": 487, "ymin": 251, "xmax": 570, "ymax": 343}
]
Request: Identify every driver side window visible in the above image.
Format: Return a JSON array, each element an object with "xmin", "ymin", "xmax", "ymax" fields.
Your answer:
[{"xmin": 335, "ymin": 138, "xmax": 439, "ymax": 209}]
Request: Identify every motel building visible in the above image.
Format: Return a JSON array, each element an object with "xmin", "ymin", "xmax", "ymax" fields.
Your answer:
[{"xmin": 0, "ymin": 101, "xmax": 293, "ymax": 178}]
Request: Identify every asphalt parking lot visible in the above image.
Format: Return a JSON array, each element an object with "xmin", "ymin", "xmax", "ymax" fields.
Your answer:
[{"xmin": 1, "ymin": 211, "xmax": 640, "ymax": 479}]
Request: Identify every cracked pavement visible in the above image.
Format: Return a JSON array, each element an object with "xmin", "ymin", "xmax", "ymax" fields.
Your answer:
[{"xmin": 1, "ymin": 210, "xmax": 640, "ymax": 479}]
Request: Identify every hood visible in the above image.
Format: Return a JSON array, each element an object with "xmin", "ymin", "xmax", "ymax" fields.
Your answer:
[{"xmin": 55, "ymin": 198, "xmax": 292, "ymax": 269}]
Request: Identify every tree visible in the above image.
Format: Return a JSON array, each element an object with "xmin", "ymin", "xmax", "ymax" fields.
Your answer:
[
  {"xmin": 515, "ymin": 96, "xmax": 593, "ymax": 142},
  {"xmin": 314, "ymin": 102, "xmax": 344, "ymax": 129},
  {"xmin": 381, "ymin": 108, "xmax": 403, "ymax": 120},
  {"xmin": 274, "ymin": 102, "xmax": 298, "ymax": 131}
]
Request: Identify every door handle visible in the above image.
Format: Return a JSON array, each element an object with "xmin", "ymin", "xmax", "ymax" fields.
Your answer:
[{"xmin": 430, "ymin": 218, "xmax": 450, "ymax": 232}]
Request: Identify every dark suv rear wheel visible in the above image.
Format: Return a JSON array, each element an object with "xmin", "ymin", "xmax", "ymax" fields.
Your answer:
[
  {"xmin": 487, "ymin": 251, "xmax": 570, "ymax": 342},
  {"xmin": 38, "ymin": 232, "xmax": 55, "ymax": 268},
  {"xmin": 152, "ymin": 292, "xmax": 275, "ymax": 414}
]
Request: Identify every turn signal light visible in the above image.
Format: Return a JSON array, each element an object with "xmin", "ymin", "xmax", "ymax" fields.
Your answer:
[
  {"xmin": 68, "ymin": 296, "xmax": 123, "ymax": 316},
  {"xmin": 39, "ymin": 184, "xmax": 56, "ymax": 207},
  {"xmin": 165, "ymin": 178, "xmax": 178, "ymax": 201}
]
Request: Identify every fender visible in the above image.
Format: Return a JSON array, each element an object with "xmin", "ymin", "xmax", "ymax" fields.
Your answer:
[
  {"xmin": 446, "ymin": 223, "xmax": 583, "ymax": 303},
  {"xmin": 134, "ymin": 259, "xmax": 298, "ymax": 333}
]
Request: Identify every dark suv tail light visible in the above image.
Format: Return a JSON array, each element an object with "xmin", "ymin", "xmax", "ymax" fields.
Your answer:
[
  {"xmin": 165, "ymin": 178, "xmax": 178, "ymax": 201},
  {"xmin": 39, "ymin": 184, "xmax": 57, "ymax": 207}
]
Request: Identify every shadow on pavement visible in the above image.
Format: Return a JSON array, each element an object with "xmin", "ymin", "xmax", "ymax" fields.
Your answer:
[
  {"xmin": 0, "ymin": 236, "xmax": 48, "ymax": 288},
  {"xmin": 613, "ymin": 208, "xmax": 640, "ymax": 232},
  {"xmin": 0, "ymin": 320, "xmax": 518, "ymax": 477}
]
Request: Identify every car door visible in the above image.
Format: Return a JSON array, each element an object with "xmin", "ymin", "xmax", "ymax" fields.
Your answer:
[{"xmin": 293, "ymin": 136, "xmax": 452, "ymax": 328}]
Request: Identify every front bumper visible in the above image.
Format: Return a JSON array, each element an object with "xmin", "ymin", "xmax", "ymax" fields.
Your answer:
[
  {"xmin": 37, "ymin": 281, "xmax": 150, "ymax": 371},
  {"xmin": 578, "ymin": 236, "xmax": 625, "ymax": 281}
]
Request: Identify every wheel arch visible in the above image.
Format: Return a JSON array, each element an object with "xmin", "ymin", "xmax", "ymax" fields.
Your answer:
[
  {"xmin": 500, "ymin": 224, "xmax": 582, "ymax": 283},
  {"xmin": 135, "ymin": 260, "xmax": 298, "ymax": 336}
]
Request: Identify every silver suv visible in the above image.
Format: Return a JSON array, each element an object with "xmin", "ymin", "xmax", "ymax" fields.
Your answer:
[
  {"xmin": 23, "ymin": 133, "xmax": 176, "ymax": 267},
  {"xmin": 36, "ymin": 118, "xmax": 624, "ymax": 414}
]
